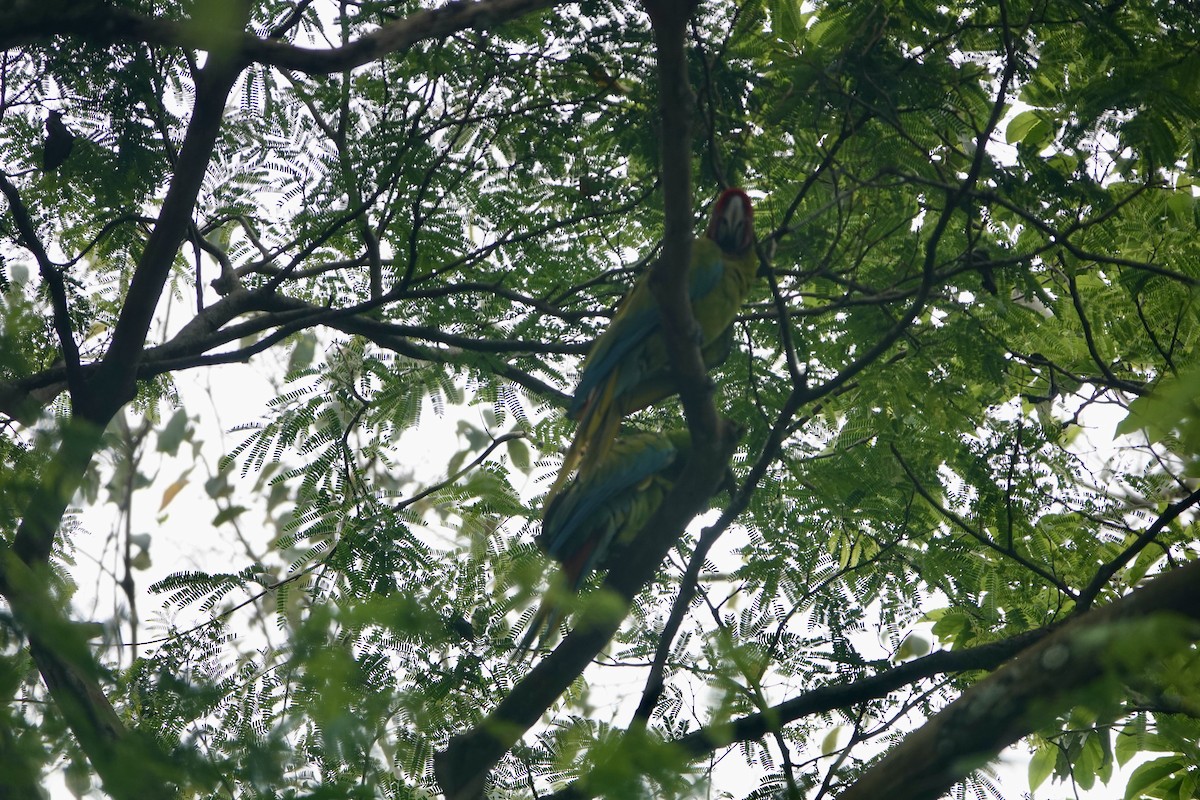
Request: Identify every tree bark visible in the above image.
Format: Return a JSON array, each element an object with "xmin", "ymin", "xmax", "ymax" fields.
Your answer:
[
  {"xmin": 841, "ymin": 559, "xmax": 1200, "ymax": 800},
  {"xmin": 433, "ymin": 2, "xmax": 720, "ymax": 797},
  {"xmin": 0, "ymin": 48, "xmax": 242, "ymax": 800}
]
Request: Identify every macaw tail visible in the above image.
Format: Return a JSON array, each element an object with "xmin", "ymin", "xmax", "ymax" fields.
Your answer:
[
  {"xmin": 544, "ymin": 373, "xmax": 623, "ymax": 504},
  {"xmin": 514, "ymin": 599, "xmax": 565, "ymax": 657},
  {"xmin": 515, "ymin": 540, "xmax": 597, "ymax": 656},
  {"xmin": 522, "ymin": 431, "xmax": 692, "ymax": 659}
]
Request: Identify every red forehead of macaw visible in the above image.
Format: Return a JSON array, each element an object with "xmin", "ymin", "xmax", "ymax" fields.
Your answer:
[{"xmin": 705, "ymin": 188, "xmax": 754, "ymax": 254}]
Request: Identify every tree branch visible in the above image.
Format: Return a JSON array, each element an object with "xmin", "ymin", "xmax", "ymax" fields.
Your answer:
[
  {"xmin": 644, "ymin": 0, "xmax": 711, "ymax": 441},
  {"xmin": 93, "ymin": 56, "xmax": 243, "ymax": 416},
  {"xmin": 840, "ymin": 559, "xmax": 1200, "ymax": 800},
  {"xmin": 546, "ymin": 629, "xmax": 1046, "ymax": 800},
  {"xmin": 891, "ymin": 444, "xmax": 1079, "ymax": 598},
  {"xmin": 1076, "ymin": 486, "xmax": 1200, "ymax": 611},
  {"xmin": 632, "ymin": 385, "xmax": 808, "ymax": 725},
  {"xmin": 550, "ymin": 556, "xmax": 1200, "ymax": 800},
  {"xmin": 0, "ymin": 542, "xmax": 176, "ymax": 799},
  {"xmin": 0, "ymin": 0, "xmax": 567, "ymax": 74},
  {"xmin": 433, "ymin": 425, "xmax": 736, "ymax": 800},
  {"xmin": 0, "ymin": 24, "xmax": 247, "ymax": 800},
  {"xmin": 432, "ymin": 3, "xmax": 728, "ymax": 797},
  {"xmin": 0, "ymin": 174, "xmax": 84, "ymax": 399}
]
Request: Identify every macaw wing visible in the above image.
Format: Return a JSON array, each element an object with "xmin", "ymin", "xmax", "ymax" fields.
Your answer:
[
  {"xmin": 519, "ymin": 431, "xmax": 691, "ymax": 655},
  {"xmin": 539, "ymin": 434, "xmax": 681, "ymax": 561},
  {"xmin": 570, "ymin": 244, "xmax": 725, "ymax": 417},
  {"xmin": 688, "ymin": 238, "xmax": 727, "ymax": 298},
  {"xmin": 614, "ymin": 321, "xmax": 737, "ymax": 415}
]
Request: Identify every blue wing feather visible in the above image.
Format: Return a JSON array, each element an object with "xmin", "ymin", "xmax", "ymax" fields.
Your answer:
[
  {"xmin": 569, "ymin": 244, "xmax": 725, "ymax": 417},
  {"xmin": 520, "ymin": 431, "xmax": 691, "ymax": 655},
  {"xmin": 541, "ymin": 435, "xmax": 678, "ymax": 559}
]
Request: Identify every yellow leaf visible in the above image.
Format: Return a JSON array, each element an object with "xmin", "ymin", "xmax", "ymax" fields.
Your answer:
[
  {"xmin": 895, "ymin": 634, "xmax": 931, "ymax": 662},
  {"xmin": 821, "ymin": 727, "xmax": 842, "ymax": 756},
  {"xmin": 159, "ymin": 475, "xmax": 189, "ymax": 511}
]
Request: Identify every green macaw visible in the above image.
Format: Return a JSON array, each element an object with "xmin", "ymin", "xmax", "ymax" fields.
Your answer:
[
  {"xmin": 518, "ymin": 430, "xmax": 690, "ymax": 654},
  {"xmin": 551, "ymin": 188, "xmax": 757, "ymax": 496}
]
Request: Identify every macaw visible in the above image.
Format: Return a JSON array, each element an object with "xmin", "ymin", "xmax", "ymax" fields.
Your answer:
[
  {"xmin": 518, "ymin": 430, "xmax": 690, "ymax": 654},
  {"xmin": 551, "ymin": 189, "xmax": 756, "ymax": 498}
]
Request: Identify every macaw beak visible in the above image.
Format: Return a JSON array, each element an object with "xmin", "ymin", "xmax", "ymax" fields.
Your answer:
[{"xmin": 707, "ymin": 189, "xmax": 754, "ymax": 254}]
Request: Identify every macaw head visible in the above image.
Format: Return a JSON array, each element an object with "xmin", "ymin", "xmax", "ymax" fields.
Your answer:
[{"xmin": 705, "ymin": 188, "xmax": 754, "ymax": 255}]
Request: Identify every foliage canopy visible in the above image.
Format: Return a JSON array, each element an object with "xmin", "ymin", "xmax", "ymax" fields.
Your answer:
[{"xmin": 1, "ymin": 1, "xmax": 1199, "ymax": 799}]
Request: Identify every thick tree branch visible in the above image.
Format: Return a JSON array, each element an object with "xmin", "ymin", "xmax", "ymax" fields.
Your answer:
[
  {"xmin": 551, "ymin": 552, "xmax": 1200, "ymax": 800},
  {"xmin": 840, "ymin": 559, "xmax": 1200, "ymax": 800},
  {"xmin": 676, "ymin": 632, "xmax": 1047, "ymax": 758},
  {"xmin": 93, "ymin": 57, "xmax": 243, "ymax": 418},
  {"xmin": 546, "ymin": 629, "xmax": 1046, "ymax": 800},
  {"xmin": 433, "ymin": 427, "xmax": 736, "ymax": 800},
  {"xmin": 0, "ymin": 174, "xmax": 84, "ymax": 399},
  {"xmin": 0, "ymin": 286, "xmax": 578, "ymax": 422},
  {"xmin": 0, "ymin": 0, "xmax": 565, "ymax": 73},
  {"xmin": 554, "ymin": 18, "xmax": 1027, "ymax": 796},
  {"xmin": 0, "ymin": 544, "xmax": 176, "ymax": 798},
  {"xmin": 8, "ymin": 56, "xmax": 243, "ymax": 575},
  {"xmin": 433, "ymin": 3, "xmax": 723, "ymax": 798},
  {"xmin": 0, "ymin": 24, "xmax": 246, "ymax": 800},
  {"xmin": 632, "ymin": 385, "xmax": 808, "ymax": 726},
  {"xmin": 644, "ymin": 0, "xmax": 711, "ymax": 441}
]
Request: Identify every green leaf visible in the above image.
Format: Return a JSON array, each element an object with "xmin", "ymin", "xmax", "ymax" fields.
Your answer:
[
  {"xmin": 1028, "ymin": 744, "xmax": 1056, "ymax": 791},
  {"xmin": 1006, "ymin": 109, "xmax": 1041, "ymax": 144},
  {"xmin": 212, "ymin": 505, "xmax": 248, "ymax": 527},
  {"xmin": 1116, "ymin": 717, "xmax": 1146, "ymax": 767},
  {"xmin": 1179, "ymin": 771, "xmax": 1197, "ymax": 800},
  {"xmin": 287, "ymin": 332, "xmax": 318, "ymax": 375},
  {"xmin": 446, "ymin": 448, "xmax": 469, "ymax": 478},
  {"xmin": 821, "ymin": 727, "xmax": 842, "ymax": 756},
  {"xmin": 1006, "ymin": 109, "xmax": 1054, "ymax": 150},
  {"xmin": 157, "ymin": 410, "xmax": 190, "ymax": 456},
  {"xmin": 1124, "ymin": 756, "xmax": 1186, "ymax": 800},
  {"xmin": 1075, "ymin": 732, "xmax": 1103, "ymax": 790},
  {"xmin": 1117, "ymin": 364, "xmax": 1200, "ymax": 455},
  {"xmin": 895, "ymin": 633, "xmax": 930, "ymax": 662},
  {"xmin": 506, "ymin": 437, "xmax": 530, "ymax": 472},
  {"xmin": 771, "ymin": 0, "xmax": 807, "ymax": 42}
]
